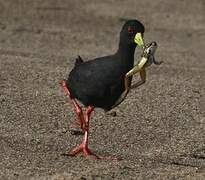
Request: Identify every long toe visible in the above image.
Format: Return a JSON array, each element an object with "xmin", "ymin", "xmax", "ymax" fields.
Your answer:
[
  {"xmin": 61, "ymin": 144, "xmax": 84, "ymax": 157},
  {"xmin": 62, "ymin": 145, "xmax": 122, "ymax": 160},
  {"xmin": 61, "ymin": 144, "xmax": 100, "ymax": 159}
]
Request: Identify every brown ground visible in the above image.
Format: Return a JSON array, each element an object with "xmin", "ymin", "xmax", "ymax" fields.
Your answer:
[{"xmin": 0, "ymin": 0, "xmax": 205, "ymax": 179}]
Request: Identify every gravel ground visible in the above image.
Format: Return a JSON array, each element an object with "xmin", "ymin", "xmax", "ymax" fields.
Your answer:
[{"xmin": 0, "ymin": 0, "xmax": 205, "ymax": 179}]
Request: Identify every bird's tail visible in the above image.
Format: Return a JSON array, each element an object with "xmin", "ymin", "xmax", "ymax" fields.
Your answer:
[{"xmin": 75, "ymin": 55, "xmax": 84, "ymax": 66}]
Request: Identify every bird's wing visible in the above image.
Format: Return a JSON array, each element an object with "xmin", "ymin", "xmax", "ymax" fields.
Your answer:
[{"xmin": 70, "ymin": 56, "xmax": 121, "ymax": 95}]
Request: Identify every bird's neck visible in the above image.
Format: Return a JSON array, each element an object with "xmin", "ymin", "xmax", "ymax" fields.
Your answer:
[{"xmin": 116, "ymin": 42, "xmax": 136, "ymax": 68}]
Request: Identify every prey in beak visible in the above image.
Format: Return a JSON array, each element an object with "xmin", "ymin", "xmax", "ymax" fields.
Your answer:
[{"xmin": 112, "ymin": 41, "xmax": 162, "ymax": 108}]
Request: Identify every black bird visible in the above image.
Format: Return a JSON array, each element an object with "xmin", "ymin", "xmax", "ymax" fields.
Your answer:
[{"xmin": 61, "ymin": 19, "xmax": 145, "ymax": 159}]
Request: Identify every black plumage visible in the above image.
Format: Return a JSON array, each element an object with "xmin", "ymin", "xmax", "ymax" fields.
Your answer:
[
  {"xmin": 67, "ymin": 20, "xmax": 145, "ymax": 111},
  {"xmin": 61, "ymin": 19, "xmax": 145, "ymax": 159}
]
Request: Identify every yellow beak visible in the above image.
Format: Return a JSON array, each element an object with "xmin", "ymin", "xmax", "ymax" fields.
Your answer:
[{"xmin": 134, "ymin": 33, "xmax": 144, "ymax": 47}]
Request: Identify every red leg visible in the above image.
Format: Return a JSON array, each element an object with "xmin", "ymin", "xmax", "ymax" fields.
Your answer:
[
  {"xmin": 66, "ymin": 106, "xmax": 99, "ymax": 158},
  {"xmin": 64, "ymin": 106, "xmax": 121, "ymax": 160},
  {"xmin": 60, "ymin": 80, "xmax": 85, "ymax": 130},
  {"xmin": 61, "ymin": 80, "xmax": 121, "ymax": 160}
]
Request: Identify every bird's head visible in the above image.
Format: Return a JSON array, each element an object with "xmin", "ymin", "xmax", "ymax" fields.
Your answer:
[{"xmin": 120, "ymin": 19, "xmax": 145, "ymax": 48}]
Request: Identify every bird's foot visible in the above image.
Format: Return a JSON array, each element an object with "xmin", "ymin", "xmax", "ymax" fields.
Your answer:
[
  {"xmin": 62, "ymin": 143, "xmax": 122, "ymax": 160},
  {"xmin": 61, "ymin": 143, "xmax": 100, "ymax": 159}
]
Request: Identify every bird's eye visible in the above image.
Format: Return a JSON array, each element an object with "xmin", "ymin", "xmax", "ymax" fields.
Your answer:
[{"xmin": 127, "ymin": 27, "xmax": 134, "ymax": 34}]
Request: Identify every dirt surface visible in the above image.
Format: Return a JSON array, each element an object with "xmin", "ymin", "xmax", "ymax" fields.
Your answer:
[{"xmin": 0, "ymin": 0, "xmax": 205, "ymax": 179}]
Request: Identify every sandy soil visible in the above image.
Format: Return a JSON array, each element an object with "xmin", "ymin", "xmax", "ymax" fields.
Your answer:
[{"xmin": 0, "ymin": 0, "xmax": 205, "ymax": 179}]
